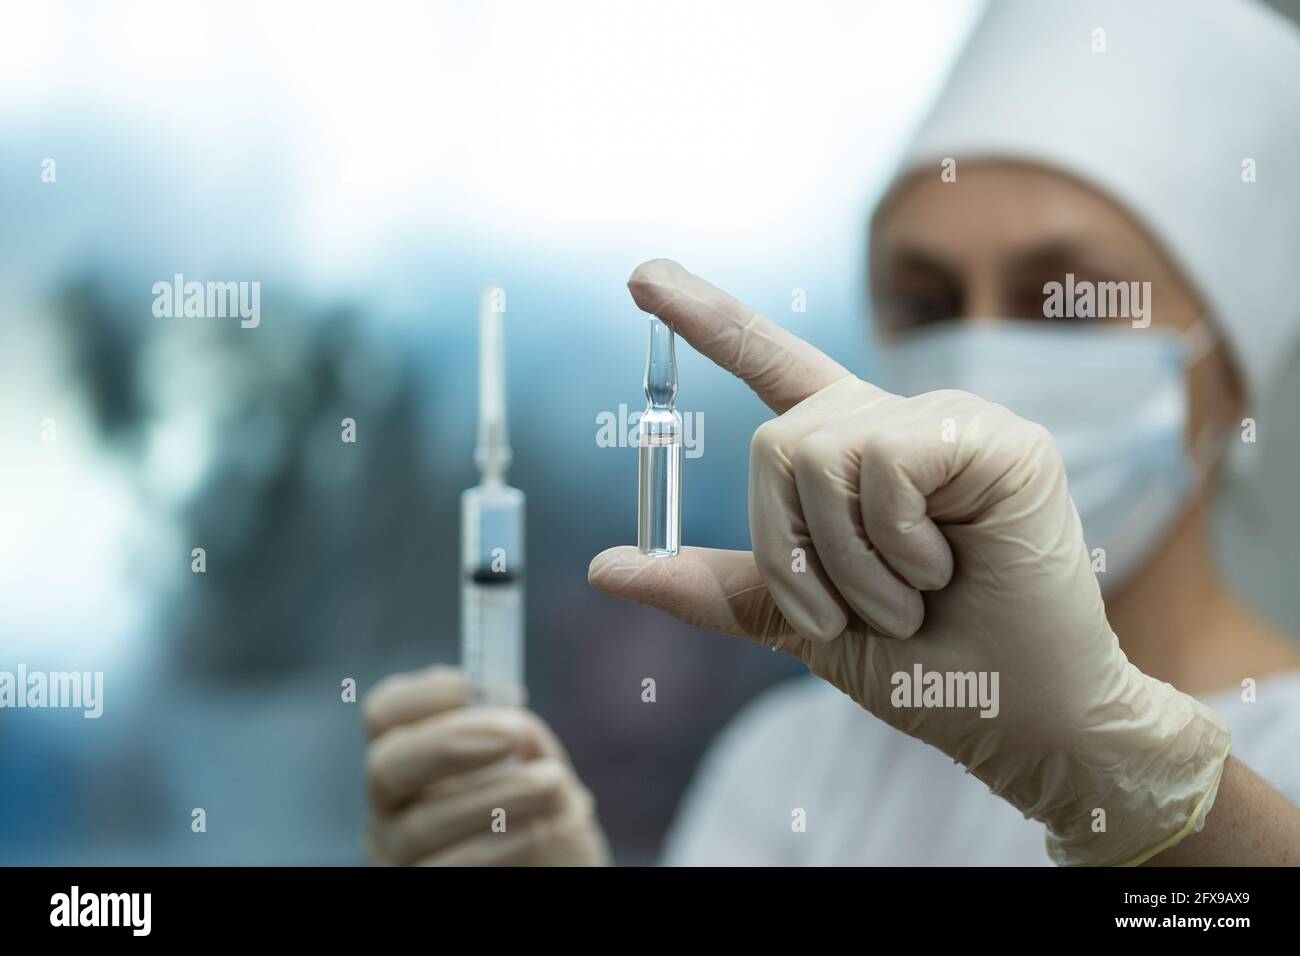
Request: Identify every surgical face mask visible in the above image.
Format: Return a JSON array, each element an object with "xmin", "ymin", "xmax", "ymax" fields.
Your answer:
[{"xmin": 878, "ymin": 320, "xmax": 1220, "ymax": 593}]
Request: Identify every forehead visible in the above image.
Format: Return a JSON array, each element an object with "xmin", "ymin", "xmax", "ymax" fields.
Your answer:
[{"xmin": 871, "ymin": 160, "xmax": 1167, "ymax": 274}]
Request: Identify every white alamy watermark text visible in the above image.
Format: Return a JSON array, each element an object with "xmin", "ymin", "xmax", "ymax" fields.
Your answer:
[
  {"xmin": 50, "ymin": 886, "xmax": 150, "ymax": 936},
  {"xmin": 152, "ymin": 273, "xmax": 260, "ymax": 328},
  {"xmin": 0, "ymin": 666, "xmax": 103, "ymax": 718},
  {"xmin": 1043, "ymin": 272, "xmax": 1151, "ymax": 328},
  {"xmin": 890, "ymin": 664, "xmax": 999, "ymax": 719},
  {"xmin": 596, "ymin": 403, "xmax": 704, "ymax": 458}
]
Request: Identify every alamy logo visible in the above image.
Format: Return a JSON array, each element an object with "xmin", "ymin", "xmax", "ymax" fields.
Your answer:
[
  {"xmin": 50, "ymin": 886, "xmax": 151, "ymax": 936},
  {"xmin": 0, "ymin": 666, "xmax": 103, "ymax": 718},
  {"xmin": 152, "ymin": 273, "xmax": 261, "ymax": 328},
  {"xmin": 596, "ymin": 403, "xmax": 704, "ymax": 458},
  {"xmin": 1042, "ymin": 272, "xmax": 1151, "ymax": 328},
  {"xmin": 890, "ymin": 664, "xmax": 1000, "ymax": 718}
]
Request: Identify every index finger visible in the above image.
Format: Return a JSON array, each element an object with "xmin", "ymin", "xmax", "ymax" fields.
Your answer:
[
  {"xmin": 364, "ymin": 666, "xmax": 466, "ymax": 738},
  {"xmin": 626, "ymin": 258, "xmax": 854, "ymax": 414}
]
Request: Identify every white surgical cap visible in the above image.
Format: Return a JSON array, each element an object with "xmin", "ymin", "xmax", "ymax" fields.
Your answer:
[{"xmin": 888, "ymin": 0, "xmax": 1300, "ymax": 406}]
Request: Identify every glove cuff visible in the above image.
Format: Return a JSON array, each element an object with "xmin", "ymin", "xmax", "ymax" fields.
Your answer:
[{"xmin": 1043, "ymin": 676, "xmax": 1232, "ymax": 867}]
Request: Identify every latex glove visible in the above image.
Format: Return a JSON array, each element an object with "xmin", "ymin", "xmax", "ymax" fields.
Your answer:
[
  {"xmin": 589, "ymin": 259, "xmax": 1231, "ymax": 867},
  {"xmin": 364, "ymin": 666, "xmax": 610, "ymax": 866}
]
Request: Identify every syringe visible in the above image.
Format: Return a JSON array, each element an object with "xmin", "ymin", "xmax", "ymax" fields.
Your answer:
[
  {"xmin": 460, "ymin": 287, "xmax": 526, "ymax": 706},
  {"xmin": 638, "ymin": 315, "xmax": 682, "ymax": 556}
]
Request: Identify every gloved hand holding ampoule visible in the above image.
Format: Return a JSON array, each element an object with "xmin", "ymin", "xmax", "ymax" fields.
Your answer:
[{"xmin": 589, "ymin": 259, "xmax": 1232, "ymax": 866}]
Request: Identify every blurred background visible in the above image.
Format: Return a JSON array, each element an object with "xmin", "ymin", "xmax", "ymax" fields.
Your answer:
[{"xmin": 3, "ymin": 0, "xmax": 1297, "ymax": 865}]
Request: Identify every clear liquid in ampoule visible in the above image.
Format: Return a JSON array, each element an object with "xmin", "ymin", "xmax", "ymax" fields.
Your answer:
[
  {"xmin": 638, "ymin": 414, "xmax": 681, "ymax": 556},
  {"xmin": 638, "ymin": 316, "xmax": 681, "ymax": 556}
]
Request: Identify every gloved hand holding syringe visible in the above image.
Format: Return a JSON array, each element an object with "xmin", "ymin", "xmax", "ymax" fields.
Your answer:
[{"xmin": 361, "ymin": 287, "xmax": 608, "ymax": 865}]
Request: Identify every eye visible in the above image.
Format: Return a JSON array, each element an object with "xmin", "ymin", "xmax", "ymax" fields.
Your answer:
[
  {"xmin": 1005, "ymin": 247, "xmax": 1130, "ymax": 325},
  {"xmin": 885, "ymin": 286, "xmax": 961, "ymax": 330},
  {"xmin": 874, "ymin": 258, "xmax": 962, "ymax": 332}
]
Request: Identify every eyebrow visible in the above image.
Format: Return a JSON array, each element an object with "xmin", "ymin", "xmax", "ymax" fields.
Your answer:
[
  {"xmin": 872, "ymin": 246, "xmax": 963, "ymax": 293},
  {"xmin": 1005, "ymin": 240, "xmax": 1130, "ymax": 281}
]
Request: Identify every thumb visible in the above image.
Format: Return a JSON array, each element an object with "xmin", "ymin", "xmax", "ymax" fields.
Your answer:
[{"xmin": 587, "ymin": 545, "xmax": 802, "ymax": 650}]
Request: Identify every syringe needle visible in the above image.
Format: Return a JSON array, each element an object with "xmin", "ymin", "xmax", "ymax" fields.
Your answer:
[
  {"xmin": 638, "ymin": 317, "xmax": 683, "ymax": 556},
  {"xmin": 475, "ymin": 287, "xmax": 510, "ymax": 480}
]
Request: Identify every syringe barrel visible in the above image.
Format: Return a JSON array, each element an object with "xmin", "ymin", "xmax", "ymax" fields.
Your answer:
[{"xmin": 460, "ymin": 482, "xmax": 526, "ymax": 705}]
